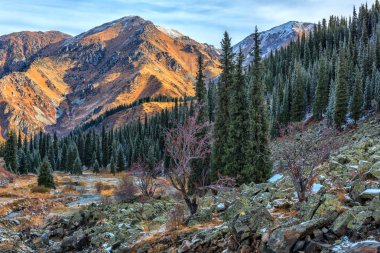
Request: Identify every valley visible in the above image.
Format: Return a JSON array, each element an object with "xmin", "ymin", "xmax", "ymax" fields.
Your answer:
[{"xmin": 1, "ymin": 1, "xmax": 380, "ymax": 252}]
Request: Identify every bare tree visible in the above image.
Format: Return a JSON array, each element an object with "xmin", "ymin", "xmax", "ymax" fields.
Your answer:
[
  {"xmin": 275, "ymin": 123, "xmax": 341, "ymax": 202},
  {"xmin": 164, "ymin": 115, "xmax": 210, "ymax": 215},
  {"xmin": 131, "ymin": 160, "xmax": 158, "ymax": 198}
]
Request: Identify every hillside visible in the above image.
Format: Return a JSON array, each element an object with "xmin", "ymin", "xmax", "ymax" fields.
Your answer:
[
  {"xmin": 0, "ymin": 18, "xmax": 320, "ymax": 138},
  {"xmin": 0, "ymin": 114, "xmax": 378, "ymax": 252},
  {"xmin": 0, "ymin": 16, "xmax": 221, "ymax": 139}
]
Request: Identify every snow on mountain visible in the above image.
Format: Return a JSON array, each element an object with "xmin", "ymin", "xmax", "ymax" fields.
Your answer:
[
  {"xmin": 233, "ymin": 21, "xmax": 315, "ymax": 66},
  {"xmin": 156, "ymin": 26, "xmax": 184, "ymax": 39}
]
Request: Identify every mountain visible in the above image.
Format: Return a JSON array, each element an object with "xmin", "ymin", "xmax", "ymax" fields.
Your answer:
[
  {"xmin": 0, "ymin": 18, "xmax": 315, "ymax": 139},
  {"xmin": 233, "ymin": 21, "xmax": 315, "ymax": 66},
  {"xmin": 0, "ymin": 16, "xmax": 220, "ymax": 138},
  {"xmin": 0, "ymin": 31, "xmax": 72, "ymax": 76}
]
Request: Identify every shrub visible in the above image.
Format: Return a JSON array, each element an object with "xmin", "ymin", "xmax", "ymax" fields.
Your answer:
[
  {"xmin": 30, "ymin": 185, "xmax": 51, "ymax": 193},
  {"xmin": 95, "ymin": 182, "xmax": 113, "ymax": 193},
  {"xmin": 114, "ymin": 174, "xmax": 138, "ymax": 203},
  {"xmin": 166, "ymin": 204, "xmax": 185, "ymax": 231}
]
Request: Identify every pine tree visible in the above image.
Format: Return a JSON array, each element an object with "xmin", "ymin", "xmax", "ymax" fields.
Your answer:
[
  {"xmin": 351, "ymin": 66, "xmax": 363, "ymax": 123},
  {"xmin": 102, "ymin": 127, "xmax": 109, "ymax": 167},
  {"xmin": 291, "ymin": 62, "xmax": 306, "ymax": 122},
  {"xmin": 313, "ymin": 54, "xmax": 329, "ymax": 119},
  {"xmin": 72, "ymin": 157, "xmax": 82, "ymax": 175},
  {"xmin": 38, "ymin": 158, "xmax": 55, "ymax": 189},
  {"xmin": 110, "ymin": 156, "xmax": 116, "ymax": 175},
  {"xmin": 334, "ymin": 47, "xmax": 349, "ymax": 129},
  {"xmin": 93, "ymin": 160, "xmax": 100, "ymax": 174},
  {"xmin": 117, "ymin": 148, "xmax": 125, "ymax": 172},
  {"xmin": 224, "ymin": 48, "xmax": 249, "ymax": 179},
  {"xmin": 190, "ymin": 54, "xmax": 211, "ymax": 190},
  {"xmin": 244, "ymin": 27, "xmax": 272, "ymax": 183},
  {"xmin": 211, "ymin": 32, "xmax": 234, "ymax": 180},
  {"xmin": 4, "ymin": 131, "xmax": 18, "ymax": 173}
]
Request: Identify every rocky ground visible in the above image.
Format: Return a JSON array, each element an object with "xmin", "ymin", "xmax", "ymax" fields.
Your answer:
[{"xmin": 0, "ymin": 115, "xmax": 379, "ymax": 253}]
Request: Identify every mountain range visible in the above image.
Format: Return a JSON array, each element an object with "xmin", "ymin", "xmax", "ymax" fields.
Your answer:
[{"xmin": 0, "ymin": 16, "xmax": 314, "ymax": 139}]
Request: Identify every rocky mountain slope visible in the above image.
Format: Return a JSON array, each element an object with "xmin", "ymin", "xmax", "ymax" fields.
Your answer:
[
  {"xmin": 0, "ymin": 19, "xmax": 316, "ymax": 139},
  {"xmin": 0, "ymin": 16, "xmax": 221, "ymax": 139},
  {"xmin": 233, "ymin": 21, "xmax": 315, "ymax": 66},
  {"xmin": 1, "ymin": 114, "xmax": 378, "ymax": 252},
  {"xmin": 0, "ymin": 31, "xmax": 71, "ymax": 76}
]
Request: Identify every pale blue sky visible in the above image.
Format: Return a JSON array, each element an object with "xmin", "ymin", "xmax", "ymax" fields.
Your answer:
[{"xmin": 0, "ymin": 0, "xmax": 372, "ymax": 46}]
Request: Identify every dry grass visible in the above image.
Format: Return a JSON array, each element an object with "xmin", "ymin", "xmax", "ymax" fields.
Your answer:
[{"xmin": 30, "ymin": 185, "xmax": 51, "ymax": 193}]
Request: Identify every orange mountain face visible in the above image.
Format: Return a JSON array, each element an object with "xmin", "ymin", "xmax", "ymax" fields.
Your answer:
[{"xmin": 0, "ymin": 16, "xmax": 221, "ymax": 139}]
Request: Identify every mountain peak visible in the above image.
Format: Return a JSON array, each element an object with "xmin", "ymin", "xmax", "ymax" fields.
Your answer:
[{"xmin": 233, "ymin": 21, "xmax": 315, "ymax": 66}]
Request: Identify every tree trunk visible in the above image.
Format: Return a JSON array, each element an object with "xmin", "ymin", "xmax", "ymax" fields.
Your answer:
[{"xmin": 184, "ymin": 194, "xmax": 198, "ymax": 215}]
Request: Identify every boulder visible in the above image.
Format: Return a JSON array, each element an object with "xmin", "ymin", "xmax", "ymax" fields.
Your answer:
[
  {"xmin": 359, "ymin": 189, "xmax": 380, "ymax": 200},
  {"xmin": 216, "ymin": 203, "xmax": 226, "ymax": 212},
  {"xmin": 266, "ymin": 215, "xmax": 337, "ymax": 253},
  {"xmin": 187, "ymin": 208, "xmax": 213, "ymax": 226},
  {"xmin": 346, "ymin": 240, "xmax": 380, "ymax": 253},
  {"xmin": 313, "ymin": 194, "xmax": 342, "ymax": 219},
  {"xmin": 367, "ymin": 161, "xmax": 380, "ymax": 179},
  {"xmin": 230, "ymin": 205, "xmax": 273, "ymax": 243},
  {"xmin": 332, "ymin": 206, "xmax": 372, "ymax": 236}
]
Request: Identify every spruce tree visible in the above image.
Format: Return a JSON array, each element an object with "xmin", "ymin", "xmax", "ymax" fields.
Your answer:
[
  {"xmin": 334, "ymin": 48, "xmax": 349, "ymax": 129},
  {"xmin": 93, "ymin": 160, "xmax": 100, "ymax": 174},
  {"xmin": 117, "ymin": 148, "xmax": 125, "ymax": 172},
  {"xmin": 244, "ymin": 27, "xmax": 272, "ymax": 183},
  {"xmin": 72, "ymin": 157, "xmax": 82, "ymax": 175},
  {"xmin": 291, "ymin": 62, "xmax": 306, "ymax": 122},
  {"xmin": 211, "ymin": 32, "xmax": 234, "ymax": 180},
  {"xmin": 351, "ymin": 66, "xmax": 363, "ymax": 123},
  {"xmin": 224, "ymin": 48, "xmax": 249, "ymax": 179},
  {"xmin": 38, "ymin": 158, "xmax": 55, "ymax": 189},
  {"xmin": 4, "ymin": 131, "xmax": 18, "ymax": 173},
  {"xmin": 190, "ymin": 54, "xmax": 210, "ymax": 189},
  {"xmin": 313, "ymin": 54, "xmax": 329, "ymax": 119},
  {"xmin": 110, "ymin": 156, "xmax": 116, "ymax": 175}
]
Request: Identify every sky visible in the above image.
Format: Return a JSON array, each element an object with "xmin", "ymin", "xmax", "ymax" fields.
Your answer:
[{"xmin": 0, "ymin": 0, "xmax": 374, "ymax": 46}]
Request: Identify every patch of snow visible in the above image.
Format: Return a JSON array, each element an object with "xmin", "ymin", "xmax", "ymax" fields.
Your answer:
[
  {"xmin": 268, "ymin": 174, "xmax": 283, "ymax": 183},
  {"xmin": 216, "ymin": 203, "xmax": 226, "ymax": 211},
  {"xmin": 312, "ymin": 183, "xmax": 323, "ymax": 193},
  {"xmin": 156, "ymin": 26, "xmax": 184, "ymax": 39},
  {"xmin": 331, "ymin": 236, "xmax": 351, "ymax": 252},
  {"xmin": 361, "ymin": 189, "xmax": 380, "ymax": 195},
  {"xmin": 348, "ymin": 165, "xmax": 359, "ymax": 170}
]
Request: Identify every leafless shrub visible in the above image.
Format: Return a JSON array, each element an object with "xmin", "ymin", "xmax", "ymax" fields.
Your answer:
[
  {"xmin": 276, "ymin": 123, "xmax": 341, "ymax": 202},
  {"xmin": 130, "ymin": 160, "xmax": 159, "ymax": 198},
  {"xmin": 166, "ymin": 203, "xmax": 185, "ymax": 231},
  {"xmin": 95, "ymin": 182, "xmax": 112, "ymax": 194},
  {"xmin": 165, "ymin": 115, "xmax": 211, "ymax": 215},
  {"xmin": 114, "ymin": 174, "xmax": 138, "ymax": 203}
]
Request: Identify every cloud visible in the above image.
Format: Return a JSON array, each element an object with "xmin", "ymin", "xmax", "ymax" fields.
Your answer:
[{"xmin": 0, "ymin": 0, "xmax": 374, "ymax": 46}]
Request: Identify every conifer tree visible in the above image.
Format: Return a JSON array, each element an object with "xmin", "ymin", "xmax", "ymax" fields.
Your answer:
[
  {"xmin": 334, "ymin": 48, "xmax": 349, "ymax": 129},
  {"xmin": 224, "ymin": 48, "xmax": 249, "ymax": 179},
  {"xmin": 211, "ymin": 32, "xmax": 234, "ymax": 180},
  {"xmin": 72, "ymin": 157, "xmax": 82, "ymax": 175},
  {"xmin": 110, "ymin": 156, "xmax": 116, "ymax": 175},
  {"xmin": 313, "ymin": 54, "xmax": 329, "ymax": 119},
  {"xmin": 291, "ymin": 62, "xmax": 306, "ymax": 121},
  {"xmin": 38, "ymin": 158, "xmax": 55, "ymax": 189},
  {"xmin": 244, "ymin": 27, "xmax": 272, "ymax": 183},
  {"xmin": 190, "ymin": 54, "xmax": 211, "ymax": 189},
  {"xmin": 117, "ymin": 148, "xmax": 125, "ymax": 172},
  {"xmin": 93, "ymin": 160, "xmax": 100, "ymax": 174},
  {"xmin": 4, "ymin": 131, "xmax": 18, "ymax": 173},
  {"xmin": 351, "ymin": 66, "xmax": 363, "ymax": 123}
]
